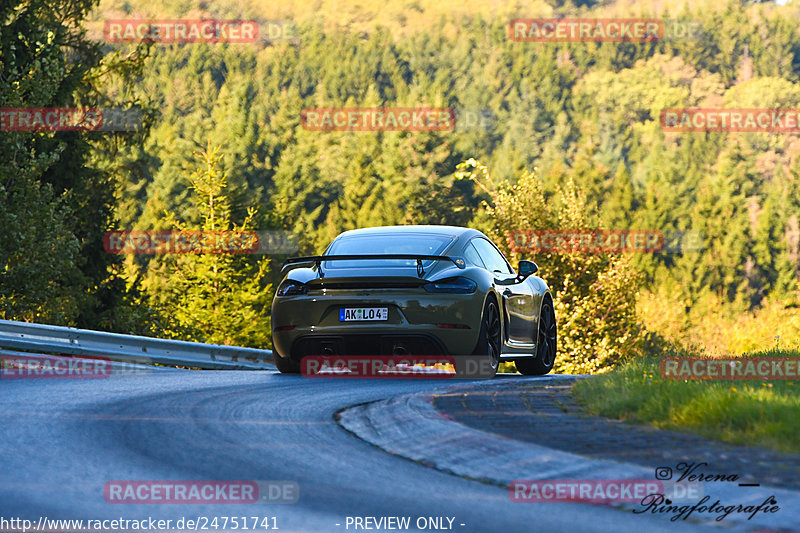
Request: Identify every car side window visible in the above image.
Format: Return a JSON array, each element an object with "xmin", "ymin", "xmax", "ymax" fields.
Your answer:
[
  {"xmin": 472, "ymin": 238, "xmax": 513, "ymax": 275},
  {"xmin": 463, "ymin": 242, "xmax": 486, "ymax": 268}
]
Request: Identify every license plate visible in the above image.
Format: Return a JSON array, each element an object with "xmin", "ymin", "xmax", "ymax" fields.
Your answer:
[{"xmin": 339, "ymin": 307, "xmax": 389, "ymax": 321}]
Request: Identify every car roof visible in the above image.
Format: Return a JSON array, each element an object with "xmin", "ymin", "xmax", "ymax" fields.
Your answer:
[{"xmin": 334, "ymin": 225, "xmax": 482, "ymax": 240}]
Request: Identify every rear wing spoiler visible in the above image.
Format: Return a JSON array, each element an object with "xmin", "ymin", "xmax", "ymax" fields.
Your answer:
[{"xmin": 282, "ymin": 254, "xmax": 466, "ymax": 278}]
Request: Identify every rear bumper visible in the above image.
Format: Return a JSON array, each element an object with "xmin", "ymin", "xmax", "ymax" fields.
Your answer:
[
  {"xmin": 271, "ymin": 290, "xmax": 484, "ymax": 360},
  {"xmin": 288, "ymin": 333, "xmax": 447, "ymax": 359}
]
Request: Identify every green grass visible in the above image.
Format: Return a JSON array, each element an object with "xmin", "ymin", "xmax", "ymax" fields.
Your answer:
[{"xmin": 571, "ymin": 350, "xmax": 800, "ymax": 454}]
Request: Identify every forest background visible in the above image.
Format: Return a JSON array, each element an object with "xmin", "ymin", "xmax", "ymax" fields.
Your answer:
[{"xmin": 4, "ymin": 0, "xmax": 800, "ymax": 373}]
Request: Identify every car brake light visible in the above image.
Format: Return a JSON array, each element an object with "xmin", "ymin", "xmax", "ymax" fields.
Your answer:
[
  {"xmin": 423, "ymin": 277, "xmax": 477, "ymax": 294},
  {"xmin": 277, "ymin": 279, "xmax": 307, "ymax": 296}
]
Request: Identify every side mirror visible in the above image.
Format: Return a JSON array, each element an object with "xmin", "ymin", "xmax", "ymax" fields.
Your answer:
[{"xmin": 518, "ymin": 260, "xmax": 538, "ymax": 278}]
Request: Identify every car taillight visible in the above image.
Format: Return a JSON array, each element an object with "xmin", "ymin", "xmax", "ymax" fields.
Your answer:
[
  {"xmin": 276, "ymin": 280, "xmax": 307, "ymax": 296},
  {"xmin": 423, "ymin": 277, "xmax": 477, "ymax": 294}
]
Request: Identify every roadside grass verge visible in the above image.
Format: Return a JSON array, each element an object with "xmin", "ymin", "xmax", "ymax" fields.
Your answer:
[{"xmin": 571, "ymin": 349, "xmax": 800, "ymax": 454}]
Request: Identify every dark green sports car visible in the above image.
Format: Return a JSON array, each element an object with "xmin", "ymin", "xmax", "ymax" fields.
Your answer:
[{"xmin": 271, "ymin": 225, "xmax": 557, "ymax": 377}]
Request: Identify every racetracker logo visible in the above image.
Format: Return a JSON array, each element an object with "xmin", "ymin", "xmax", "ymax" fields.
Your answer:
[
  {"xmin": 300, "ymin": 356, "xmax": 496, "ymax": 379},
  {"xmin": 509, "ymin": 230, "xmax": 665, "ymax": 254},
  {"xmin": 661, "ymin": 108, "xmax": 800, "ymax": 132},
  {"xmin": 300, "ymin": 108, "xmax": 455, "ymax": 131},
  {"xmin": 103, "ymin": 20, "xmax": 259, "ymax": 43},
  {"xmin": 1, "ymin": 355, "xmax": 112, "ymax": 379},
  {"xmin": 660, "ymin": 357, "xmax": 800, "ymax": 380},
  {"xmin": 509, "ymin": 18, "xmax": 663, "ymax": 42},
  {"xmin": 1, "ymin": 108, "xmax": 102, "ymax": 131},
  {"xmin": 103, "ymin": 231, "xmax": 298, "ymax": 255},
  {"xmin": 510, "ymin": 479, "xmax": 702, "ymax": 503},
  {"xmin": 511, "ymin": 479, "xmax": 663, "ymax": 503},
  {"xmin": 103, "ymin": 481, "xmax": 298, "ymax": 504}
]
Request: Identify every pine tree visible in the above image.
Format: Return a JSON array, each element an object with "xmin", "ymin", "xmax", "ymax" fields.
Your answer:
[{"xmin": 146, "ymin": 145, "xmax": 273, "ymax": 347}]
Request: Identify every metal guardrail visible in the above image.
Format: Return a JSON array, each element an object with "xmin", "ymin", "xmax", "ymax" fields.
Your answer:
[{"xmin": 0, "ymin": 319, "xmax": 273, "ymax": 370}]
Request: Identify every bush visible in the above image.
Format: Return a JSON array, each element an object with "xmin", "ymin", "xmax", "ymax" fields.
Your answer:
[
  {"xmin": 456, "ymin": 159, "xmax": 644, "ymax": 374},
  {"xmin": 639, "ymin": 287, "xmax": 800, "ymax": 355}
]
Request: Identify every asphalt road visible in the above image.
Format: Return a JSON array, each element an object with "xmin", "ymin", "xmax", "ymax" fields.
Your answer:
[{"xmin": 1, "ymin": 368, "xmax": 724, "ymax": 532}]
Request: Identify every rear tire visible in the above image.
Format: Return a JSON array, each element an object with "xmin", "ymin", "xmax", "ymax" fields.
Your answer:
[
  {"xmin": 456, "ymin": 297, "xmax": 501, "ymax": 378},
  {"xmin": 516, "ymin": 299, "xmax": 556, "ymax": 376},
  {"xmin": 273, "ymin": 353, "xmax": 301, "ymax": 374}
]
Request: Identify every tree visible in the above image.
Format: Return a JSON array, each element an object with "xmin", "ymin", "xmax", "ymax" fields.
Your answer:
[
  {"xmin": 457, "ymin": 159, "xmax": 643, "ymax": 374},
  {"xmin": 0, "ymin": 0, "xmax": 146, "ymax": 326},
  {"xmin": 144, "ymin": 145, "xmax": 273, "ymax": 347}
]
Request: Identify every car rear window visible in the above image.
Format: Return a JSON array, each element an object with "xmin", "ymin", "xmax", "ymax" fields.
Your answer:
[{"xmin": 325, "ymin": 234, "xmax": 454, "ymax": 268}]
